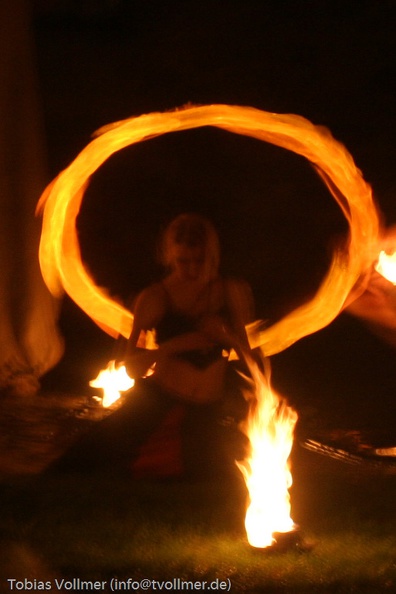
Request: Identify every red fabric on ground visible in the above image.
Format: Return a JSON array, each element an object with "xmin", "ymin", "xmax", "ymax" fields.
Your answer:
[{"xmin": 131, "ymin": 405, "xmax": 185, "ymax": 478}]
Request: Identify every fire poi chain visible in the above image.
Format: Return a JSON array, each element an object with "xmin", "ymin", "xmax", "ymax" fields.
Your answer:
[{"xmin": 37, "ymin": 104, "xmax": 382, "ymax": 548}]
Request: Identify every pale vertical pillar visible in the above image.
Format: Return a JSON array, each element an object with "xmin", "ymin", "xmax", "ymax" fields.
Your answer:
[{"xmin": 0, "ymin": 0, "xmax": 63, "ymax": 395}]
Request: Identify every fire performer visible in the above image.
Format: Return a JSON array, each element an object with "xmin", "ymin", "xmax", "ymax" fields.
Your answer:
[{"xmin": 49, "ymin": 214, "xmax": 254, "ymax": 476}]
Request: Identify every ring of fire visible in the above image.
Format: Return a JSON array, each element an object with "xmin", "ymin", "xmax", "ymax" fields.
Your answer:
[{"xmin": 37, "ymin": 104, "xmax": 380, "ymax": 354}]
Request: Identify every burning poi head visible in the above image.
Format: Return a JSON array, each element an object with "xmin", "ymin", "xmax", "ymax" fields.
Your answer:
[
  {"xmin": 376, "ymin": 251, "xmax": 396, "ymax": 285},
  {"xmin": 89, "ymin": 360, "xmax": 134, "ymax": 408},
  {"xmin": 36, "ymin": 104, "xmax": 381, "ymax": 547}
]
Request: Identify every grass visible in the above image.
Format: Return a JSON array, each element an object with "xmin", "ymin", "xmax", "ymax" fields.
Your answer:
[{"xmin": 1, "ymin": 449, "xmax": 396, "ymax": 593}]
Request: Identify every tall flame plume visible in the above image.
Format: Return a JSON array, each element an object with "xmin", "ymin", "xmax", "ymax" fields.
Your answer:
[{"xmin": 238, "ymin": 359, "xmax": 298, "ymax": 548}]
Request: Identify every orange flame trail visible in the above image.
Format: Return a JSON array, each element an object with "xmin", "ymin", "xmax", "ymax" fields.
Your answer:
[{"xmin": 36, "ymin": 104, "xmax": 380, "ymax": 348}]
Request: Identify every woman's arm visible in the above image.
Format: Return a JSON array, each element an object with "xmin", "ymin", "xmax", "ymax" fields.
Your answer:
[
  {"xmin": 201, "ymin": 280, "xmax": 253, "ymax": 350},
  {"xmin": 122, "ymin": 285, "xmax": 164, "ymax": 378}
]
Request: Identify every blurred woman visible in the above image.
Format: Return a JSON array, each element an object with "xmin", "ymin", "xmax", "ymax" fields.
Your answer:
[
  {"xmin": 125, "ymin": 213, "xmax": 252, "ymax": 404},
  {"xmin": 49, "ymin": 214, "xmax": 253, "ymax": 476}
]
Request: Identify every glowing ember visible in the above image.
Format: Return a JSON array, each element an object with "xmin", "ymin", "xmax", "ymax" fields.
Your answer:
[
  {"xmin": 238, "ymin": 360, "xmax": 298, "ymax": 548},
  {"xmin": 89, "ymin": 360, "xmax": 134, "ymax": 408},
  {"xmin": 375, "ymin": 250, "xmax": 396, "ymax": 284}
]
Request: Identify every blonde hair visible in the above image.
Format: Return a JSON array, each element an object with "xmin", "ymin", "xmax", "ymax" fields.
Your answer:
[{"xmin": 160, "ymin": 213, "xmax": 220, "ymax": 281}]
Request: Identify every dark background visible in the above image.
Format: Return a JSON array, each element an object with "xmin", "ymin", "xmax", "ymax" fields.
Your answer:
[{"xmin": 32, "ymin": 0, "xmax": 396, "ymax": 435}]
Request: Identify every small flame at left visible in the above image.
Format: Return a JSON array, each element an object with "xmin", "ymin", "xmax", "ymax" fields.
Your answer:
[{"xmin": 89, "ymin": 360, "xmax": 134, "ymax": 408}]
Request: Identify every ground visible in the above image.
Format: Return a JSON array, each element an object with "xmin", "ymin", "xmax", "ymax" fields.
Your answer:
[
  {"xmin": 0, "ymin": 390, "xmax": 107, "ymax": 478},
  {"xmin": 1, "ymin": 388, "xmax": 396, "ymax": 593},
  {"xmin": 1, "ymin": 387, "xmax": 248, "ymax": 478},
  {"xmin": 1, "ymin": 385, "xmax": 395, "ymax": 479}
]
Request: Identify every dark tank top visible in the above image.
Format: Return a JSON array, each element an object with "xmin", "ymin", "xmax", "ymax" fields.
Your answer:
[{"xmin": 155, "ymin": 282, "xmax": 228, "ymax": 369}]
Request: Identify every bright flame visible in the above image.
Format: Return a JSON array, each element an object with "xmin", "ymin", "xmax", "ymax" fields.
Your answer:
[
  {"xmin": 238, "ymin": 360, "xmax": 298, "ymax": 548},
  {"xmin": 36, "ymin": 104, "xmax": 381, "ymax": 348},
  {"xmin": 375, "ymin": 250, "xmax": 396, "ymax": 285},
  {"xmin": 89, "ymin": 360, "xmax": 134, "ymax": 408}
]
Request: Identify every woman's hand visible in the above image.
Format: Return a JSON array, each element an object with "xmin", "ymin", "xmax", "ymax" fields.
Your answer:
[{"xmin": 124, "ymin": 348, "xmax": 158, "ymax": 379}]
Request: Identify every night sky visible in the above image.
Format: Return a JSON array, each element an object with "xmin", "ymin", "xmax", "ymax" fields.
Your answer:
[{"xmin": 34, "ymin": 0, "xmax": 396, "ymax": 434}]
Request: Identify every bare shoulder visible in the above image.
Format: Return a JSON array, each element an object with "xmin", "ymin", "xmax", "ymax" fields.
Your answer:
[
  {"xmin": 222, "ymin": 277, "xmax": 255, "ymax": 323},
  {"xmin": 136, "ymin": 282, "xmax": 166, "ymax": 301},
  {"xmin": 223, "ymin": 276, "xmax": 252, "ymax": 294},
  {"xmin": 223, "ymin": 277, "xmax": 253, "ymax": 301}
]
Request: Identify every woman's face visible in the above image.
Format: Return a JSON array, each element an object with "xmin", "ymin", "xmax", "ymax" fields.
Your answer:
[{"xmin": 170, "ymin": 244, "xmax": 205, "ymax": 280}]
